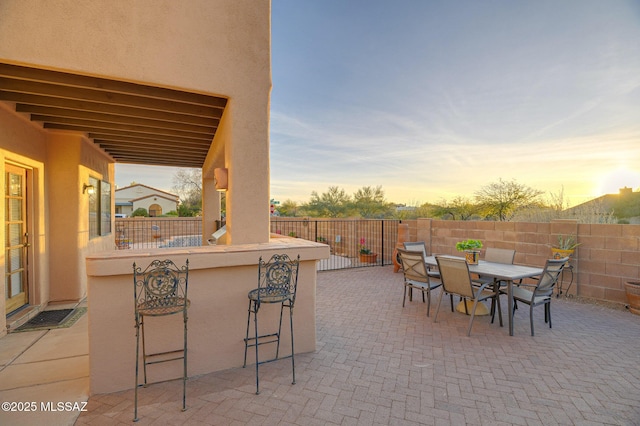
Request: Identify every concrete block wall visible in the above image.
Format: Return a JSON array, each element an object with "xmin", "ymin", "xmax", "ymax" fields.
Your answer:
[{"xmin": 413, "ymin": 219, "xmax": 639, "ymax": 304}]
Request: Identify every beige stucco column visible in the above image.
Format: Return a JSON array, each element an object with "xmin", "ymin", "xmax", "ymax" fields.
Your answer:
[
  {"xmin": 223, "ymin": 95, "xmax": 271, "ymax": 245},
  {"xmin": 202, "ymin": 176, "xmax": 222, "ymax": 243}
]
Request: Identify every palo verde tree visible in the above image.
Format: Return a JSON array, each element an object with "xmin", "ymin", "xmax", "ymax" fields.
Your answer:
[
  {"xmin": 353, "ymin": 185, "xmax": 391, "ymax": 218},
  {"xmin": 432, "ymin": 196, "xmax": 478, "ymax": 220},
  {"xmin": 475, "ymin": 178, "xmax": 544, "ymax": 221},
  {"xmin": 305, "ymin": 186, "xmax": 351, "ymax": 218},
  {"xmin": 277, "ymin": 199, "xmax": 302, "ymax": 217}
]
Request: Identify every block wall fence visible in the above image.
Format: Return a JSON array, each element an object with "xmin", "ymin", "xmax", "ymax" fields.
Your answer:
[{"xmin": 409, "ymin": 218, "xmax": 639, "ymax": 304}]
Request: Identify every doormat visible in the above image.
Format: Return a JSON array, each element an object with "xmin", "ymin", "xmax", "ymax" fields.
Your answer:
[{"xmin": 14, "ymin": 307, "xmax": 87, "ymax": 332}]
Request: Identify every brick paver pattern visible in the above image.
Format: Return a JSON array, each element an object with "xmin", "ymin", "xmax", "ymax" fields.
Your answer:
[{"xmin": 77, "ymin": 266, "xmax": 640, "ymax": 425}]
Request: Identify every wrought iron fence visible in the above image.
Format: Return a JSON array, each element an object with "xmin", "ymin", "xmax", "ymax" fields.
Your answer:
[
  {"xmin": 115, "ymin": 218, "xmax": 203, "ymax": 249},
  {"xmin": 115, "ymin": 217, "xmax": 401, "ymax": 272},
  {"xmin": 270, "ymin": 218, "xmax": 401, "ymax": 270}
]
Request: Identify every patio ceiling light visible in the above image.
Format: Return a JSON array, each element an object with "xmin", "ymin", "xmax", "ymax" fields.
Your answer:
[{"xmin": 83, "ymin": 183, "xmax": 96, "ymax": 195}]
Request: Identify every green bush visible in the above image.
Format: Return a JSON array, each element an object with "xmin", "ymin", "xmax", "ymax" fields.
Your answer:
[{"xmin": 131, "ymin": 208, "xmax": 149, "ymax": 217}]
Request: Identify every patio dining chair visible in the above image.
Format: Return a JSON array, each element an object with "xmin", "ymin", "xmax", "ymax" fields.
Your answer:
[
  {"xmin": 475, "ymin": 248, "xmax": 516, "ymax": 284},
  {"xmin": 397, "ymin": 248, "xmax": 444, "ymax": 317},
  {"xmin": 498, "ymin": 257, "xmax": 568, "ymax": 336},
  {"xmin": 244, "ymin": 253, "xmax": 300, "ymax": 395},
  {"xmin": 403, "ymin": 241, "xmax": 441, "ymax": 280},
  {"xmin": 133, "ymin": 259, "xmax": 190, "ymax": 422},
  {"xmin": 434, "ymin": 256, "xmax": 502, "ymax": 336},
  {"xmin": 473, "ymin": 247, "xmax": 516, "ymax": 318}
]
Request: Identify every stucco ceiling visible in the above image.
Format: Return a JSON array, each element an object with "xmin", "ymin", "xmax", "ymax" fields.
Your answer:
[{"xmin": 0, "ymin": 63, "xmax": 226, "ymax": 168}]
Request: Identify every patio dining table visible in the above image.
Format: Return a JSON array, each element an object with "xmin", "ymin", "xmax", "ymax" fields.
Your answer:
[{"xmin": 424, "ymin": 255, "xmax": 544, "ymax": 336}]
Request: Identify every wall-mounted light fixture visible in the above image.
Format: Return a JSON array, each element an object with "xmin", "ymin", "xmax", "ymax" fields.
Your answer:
[
  {"xmin": 214, "ymin": 167, "xmax": 228, "ymax": 191},
  {"xmin": 83, "ymin": 183, "xmax": 96, "ymax": 195}
]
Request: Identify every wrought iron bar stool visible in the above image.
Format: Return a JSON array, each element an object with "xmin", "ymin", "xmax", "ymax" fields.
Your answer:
[
  {"xmin": 243, "ymin": 253, "xmax": 300, "ymax": 394},
  {"xmin": 133, "ymin": 259, "xmax": 189, "ymax": 422}
]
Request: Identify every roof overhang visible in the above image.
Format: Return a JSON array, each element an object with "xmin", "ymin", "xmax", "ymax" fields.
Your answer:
[{"xmin": 0, "ymin": 63, "xmax": 227, "ymax": 168}]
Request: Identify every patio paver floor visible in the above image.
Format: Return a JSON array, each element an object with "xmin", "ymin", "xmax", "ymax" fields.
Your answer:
[{"xmin": 3, "ymin": 265, "xmax": 639, "ymax": 425}]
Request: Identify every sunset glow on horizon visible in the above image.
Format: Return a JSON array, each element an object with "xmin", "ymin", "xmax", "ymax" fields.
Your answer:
[{"xmin": 117, "ymin": 1, "xmax": 640, "ymax": 208}]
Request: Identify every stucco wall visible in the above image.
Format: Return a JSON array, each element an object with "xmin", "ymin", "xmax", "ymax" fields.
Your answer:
[
  {"xmin": 0, "ymin": 102, "xmax": 114, "ymax": 331},
  {"xmin": 0, "ymin": 0, "xmax": 272, "ymax": 245},
  {"xmin": 86, "ymin": 237, "xmax": 329, "ymax": 394},
  {"xmin": 0, "ymin": 104, "xmax": 49, "ymax": 323}
]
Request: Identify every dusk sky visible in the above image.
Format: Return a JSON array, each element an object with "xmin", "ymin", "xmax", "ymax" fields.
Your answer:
[{"xmin": 117, "ymin": 0, "xmax": 640, "ymax": 207}]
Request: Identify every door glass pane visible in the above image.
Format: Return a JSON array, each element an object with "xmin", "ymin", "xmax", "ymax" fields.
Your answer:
[
  {"xmin": 10, "ymin": 272, "xmax": 22, "ymax": 296},
  {"xmin": 8, "ymin": 248, "xmax": 22, "ymax": 271},
  {"xmin": 8, "ymin": 198, "xmax": 22, "ymax": 221},
  {"xmin": 89, "ymin": 176, "xmax": 99, "ymax": 238},
  {"xmin": 101, "ymin": 181, "xmax": 111, "ymax": 235},
  {"xmin": 8, "ymin": 173, "xmax": 21, "ymax": 196},
  {"xmin": 7, "ymin": 223, "xmax": 21, "ymax": 246}
]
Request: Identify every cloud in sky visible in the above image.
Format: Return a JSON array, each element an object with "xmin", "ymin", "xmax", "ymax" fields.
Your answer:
[
  {"xmin": 269, "ymin": 0, "xmax": 640, "ymax": 206},
  {"xmin": 119, "ymin": 0, "xmax": 640, "ymax": 208}
]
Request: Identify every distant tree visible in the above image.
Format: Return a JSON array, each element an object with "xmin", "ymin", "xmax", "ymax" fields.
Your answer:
[
  {"xmin": 612, "ymin": 190, "xmax": 640, "ymax": 220},
  {"xmin": 277, "ymin": 199, "xmax": 301, "ymax": 217},
  {"xmin": 131, "ymin": 207, "xmax": 149, "ymax": 217},
  {"xmin": 305, "ymin": 186, "xmax": 351, "ymax": 218},
  {"xmin": 432, "ymin": 196, "xmax": 478, "ymax": 220},
  {"xmin": 475, "ymin": 178, "xmax": 544, "ymax": 221},
  {"xmin": 172, "ymin": 168, "xmax": 202, "ymax": 216},
  {"xmin": 512, "ymin": 187, "xmax": 569, "ymax": 222},
  {"xmin": 565, "ymin": 198, "xmax": 617, "ymax": 224},
  {"xmin": 352, "ymin": 186, "xmax": 391, "ymax": 218},
  {"xmin": 177, "ymin": 203, "xmax": 199, "ymax": 217}
]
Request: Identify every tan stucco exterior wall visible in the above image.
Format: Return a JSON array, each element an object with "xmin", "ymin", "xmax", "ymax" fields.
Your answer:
[
  {"xmin": 0, "ymin": 0, "xmax": 272, "ymax": 245},
  {"xmin": 46, "ymin": 132, "xmax": 114, "ymax": 303},
  {"xmin": 0, "ymin": 102, "xmax": 114, "ymax": 331},
  {"xmin": 0, "ymin": 104, "xmax": 49, "ymax": 323},
  {"xmin": 0, "ymin": 0, "xmax": 274, "ymax": 334},
  {"xmin": 86, "ymin": 238, "xmax": 329, "ymax": 395}
]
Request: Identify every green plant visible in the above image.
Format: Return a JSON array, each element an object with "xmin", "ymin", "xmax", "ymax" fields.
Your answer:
[
  {"xmin": 455, "ymin": 239, "xmax": 483, "ymax": 251},
  {"xmin": 288, "ymin": 231, "xmax": 297, "ymax": 238},
  {"xmin": 316, "ymin": 236, "xmax": 327, "ymax": 243},
  {"xmin": 131, "ymin": 207, "xmax": 149, "ymax": 217},
  {"xmin": 554, "ymin": 235, "xmax": 580, "ymax": 251},
  {"xmin": 359, "ymin": 237, "xmax": 372, "ymax": 254}
]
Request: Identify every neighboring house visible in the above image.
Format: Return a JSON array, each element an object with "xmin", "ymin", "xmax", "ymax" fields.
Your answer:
[
  {"xmin": 565, "ymin": 187, "xmax": 640, "ymax": 223},
  {"xmin": 115, "ymin": 184, "xmax": 179, "ymax": 217}
]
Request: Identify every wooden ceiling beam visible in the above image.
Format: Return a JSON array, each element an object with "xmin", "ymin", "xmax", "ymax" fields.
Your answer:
[
  {"xmin": 96, "ymin": 139, "xmax": 210, "ymax": 153},
  {"xmin": 16, "ymin": 104, "xmax": 216, "ymax": 133},
  {"xmin": 0, "ymin": 63, "xmax": 227, "ymax": 108},
  {"xmin": 0, "ymin": 78, "xmax": 220, "ymax": 117},
  {"xmin": 112, "ymin": 155, "xmax": 203, "ymax": 167},
  {"xmin": 1, "ymin": 92, "xmax": 221, "ymax": 125},
  {"xmin": 32, "ymin": 115, "xmax": 215, "ymax": 139}
]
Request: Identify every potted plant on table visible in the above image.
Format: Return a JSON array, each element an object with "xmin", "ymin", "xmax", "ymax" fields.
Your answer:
[
  {"xmin": 359, "ymin": 238, "xmax": 377, "ymax": 263},
  {"xmin": 552, "ymin": 235, "xmax": 580, "ymax": 260},
  {"xmin": 456, "ymin": 239, "xmax": 483, "ymax": 264}
]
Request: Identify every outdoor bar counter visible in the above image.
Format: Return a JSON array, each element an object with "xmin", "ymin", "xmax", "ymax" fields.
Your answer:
[{"xmin": 85, "ymin": 236, "xmax": 330, "ymax": 395}]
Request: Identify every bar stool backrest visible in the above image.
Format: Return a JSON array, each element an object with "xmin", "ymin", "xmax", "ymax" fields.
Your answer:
[
  {"xmin": 133, "ymin": 259, "xmax": 189, "ymax": 316},
  {"xmin": 257, "ymin": 254, "xmax": 300, "ymax": 304}
]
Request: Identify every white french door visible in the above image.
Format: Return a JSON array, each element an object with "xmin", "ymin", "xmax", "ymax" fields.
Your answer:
[{"xmin": 5, "ymin": 164, "xmax": 30, "ymax": 314}]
